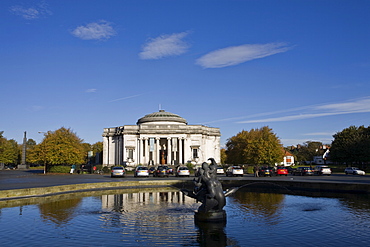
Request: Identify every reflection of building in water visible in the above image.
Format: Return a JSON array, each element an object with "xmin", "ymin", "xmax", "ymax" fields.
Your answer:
[
  {"xmin": 102, "ymin": 191, "xmax": 196, "ymax": 211},
  {"xmin": 102, "ymin": 110, "xmax": 221, "ymax": 169}
]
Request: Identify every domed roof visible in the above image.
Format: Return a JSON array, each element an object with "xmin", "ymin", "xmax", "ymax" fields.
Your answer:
[{"xmin": 137, "ymin": 110, "xmax": 187, "ymax": 125}]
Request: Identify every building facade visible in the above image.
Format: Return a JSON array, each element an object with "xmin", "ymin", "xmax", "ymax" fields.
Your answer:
[{"xmin": 102, "ymin": 110, "xmax": 221, "ymax": 169}]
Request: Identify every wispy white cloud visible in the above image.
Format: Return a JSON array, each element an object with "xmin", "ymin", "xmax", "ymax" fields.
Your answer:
[
  {"xmin": 303, "ymin": 132, "xmax": 335, "ymax": 136},
  {"xmin": 109, "ymin": 93, "xmax": 147, "ymax": 102},
  {"xmin": 71, "ymin": 20, "xmax": 116, "ymax": 40},
  {"xmin": 10, "ymin": 2, "xmax": 52, "ymax": 20},
  {"xmin": 237, "ymin": 97, "xmax": 370, "ymax": 124},
  {"xmin": 316, "ymin": 97, "xmax": 370, "ymax": 112},
  {"xmin": 86, "ymin": 88, "xmax": 97, "ymax": 93},
  {"xmin": 139, "ymin": 32, "xmax": 190, "ymax": 60},
  {"xmin": 196, "ymin": 42, "xmax": 292, "ymax": 69}
]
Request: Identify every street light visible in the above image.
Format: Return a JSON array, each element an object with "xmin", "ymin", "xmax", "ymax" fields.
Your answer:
[{"xmin": 38, "ymin": 131, "xmax": 47, "ymax": 174}]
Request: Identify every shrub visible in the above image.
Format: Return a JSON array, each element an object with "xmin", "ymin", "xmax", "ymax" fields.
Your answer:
[{"xmin": 102, "ymin": 166, "xmax": 111, "ymax": 173}]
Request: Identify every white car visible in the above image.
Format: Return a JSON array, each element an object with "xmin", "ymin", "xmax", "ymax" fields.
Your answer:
[
  {"xmin": 176, "ymin": 166, "xmax": 190, "ymax": 177},
  {"xmin": 216, "ymin": 166, "xmax": 225, "ymax": 175},
  {"xmin": 314, "ymin": 165, "xmax": 332, "ymax": 176},
  {"xmin": 226, "ymin": 166, "xmax": 244, "ymax": 177},
  {"xmin": 111, "ymin": 167, "xmax": 126, "ymax": 178},
  {"xmin": 134, "ymin": 166, "xmax": 149, "ymax": 177},
  {"xmin": 344, "ymin": 167, "xmax": 365, "ymax": 175}
]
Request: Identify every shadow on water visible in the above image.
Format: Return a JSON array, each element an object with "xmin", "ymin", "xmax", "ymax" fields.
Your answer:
[{"xmin": 195, "ymin": 221, "xmax": 240, "ymax": 247}]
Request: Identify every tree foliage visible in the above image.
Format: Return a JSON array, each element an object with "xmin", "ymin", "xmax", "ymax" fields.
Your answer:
[
  {"xmin": 28, "ymin": 127, "xmax": 86, "ymax": 166},
  {"xmin": 220, "ymin": 148, "xmax": 227, "ymax": 165},
  {"xmin": 225, "ymin": 126, "xmax": 284, "ymax": 165},
  {"xmin": 330, "ymin": 125, "xmax": 370, "ymax": 166},
  {"xmin": 0, "ymin": 131, "xmax": 20, "ymax": 164},
  {"xmin": 288, "ymin": 141, "xmax": 323, "ymax": 164}
]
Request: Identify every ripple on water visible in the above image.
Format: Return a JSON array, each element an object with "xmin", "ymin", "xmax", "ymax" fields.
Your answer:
[{"xmin": 1, "ymin": 191, "xmax": 370, "ymax": 247}]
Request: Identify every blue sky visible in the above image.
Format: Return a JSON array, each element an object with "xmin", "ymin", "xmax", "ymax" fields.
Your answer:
[{"xmin": 1, "ymin": 0, "xmax": 370, "ymax": 148}]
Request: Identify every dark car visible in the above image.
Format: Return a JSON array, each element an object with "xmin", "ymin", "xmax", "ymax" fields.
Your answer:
[
  {"xmin": 287, "ymin": 167, "xmax": 296, "ymax": 174},
  {"xmin": 258, "ymin": 167, "xmax": 272, "ymax": 177},
  {"xmin": 165, "ymin": 166, "xmax": 174, "ymax": 175},
  {"xmin": 293, "ymin": 167, "xmax": 314, "ymax": 176},
  {"xmin": 153, "ymin": 166, "xmax": 169, "ymax": 177},
  {"xmin": 148, "ymin": 166, "xmax": 155, "ymax": 175}
]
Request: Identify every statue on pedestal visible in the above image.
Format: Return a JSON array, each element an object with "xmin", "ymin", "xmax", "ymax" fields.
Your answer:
[{"xmin": 181, "ymin": 158, "xmax": 237, "ymax": 222}]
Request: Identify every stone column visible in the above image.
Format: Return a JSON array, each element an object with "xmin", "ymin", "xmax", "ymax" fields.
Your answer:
[
  {"xmin": 146, "ymin": 138, "xmax": 150, "ymax": 165},
  {"xmin": 103, "ymin": 136, "xmax": 108, "ymax": 166},
  {"xmin": 139, "ymin": 138, "xmax": 143, "ymax": 165},
  {"xmin": 108, "ymin": 136, "xmax": 114, "ymax": 166},
  {"xmin": 184, "ymin": 138, "xmax": 189, "ymax": 164},
  {"xmin": 156, "ymin": 137, "xmax": 160, "ymax": 165},
  {"xmin": 172, "ymin": 137, "xmax": 177, "ymax": 165},
  {"xmin": 179, "ymin": 138, "xmax": 183, "ymax": 165},
  {"xmin": 167, "ymin": 138, "xmax": 171, "ymax": 165}
]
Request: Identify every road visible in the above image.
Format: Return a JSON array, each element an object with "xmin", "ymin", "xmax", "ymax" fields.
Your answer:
[{"xmin": 0, "ymin": 169, "xmax": 369, "ymax": 191}]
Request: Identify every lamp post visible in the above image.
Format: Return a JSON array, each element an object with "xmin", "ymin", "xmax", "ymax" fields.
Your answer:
[{"xmin": 38, "ymin": 132, "xmax": 47, "ymax": 174}]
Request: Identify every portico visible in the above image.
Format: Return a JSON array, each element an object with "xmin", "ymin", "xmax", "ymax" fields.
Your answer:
[{"xmin": 102, "ymin": 110, "xmax": 221, "ymax": 169}]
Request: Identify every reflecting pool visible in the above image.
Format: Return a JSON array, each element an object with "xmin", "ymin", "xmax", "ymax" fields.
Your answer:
[{"xmin": 1, "ymin": 187, "xmax": 370, "ymax": 247}]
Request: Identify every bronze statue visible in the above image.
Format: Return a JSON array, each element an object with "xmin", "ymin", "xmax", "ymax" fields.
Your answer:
[{"xmin": 181, "ymin": 158, "xmax": 238, "ymax": 221}]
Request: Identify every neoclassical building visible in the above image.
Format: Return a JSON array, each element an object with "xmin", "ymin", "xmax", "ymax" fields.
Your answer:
[{"xmin": 102, "ymin": 110, "xmax": 221, "ymax": 169}]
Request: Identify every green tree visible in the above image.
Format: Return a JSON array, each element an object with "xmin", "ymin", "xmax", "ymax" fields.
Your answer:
[
  {"xmin": 0, "ymin": 137, "xmax": 20, "ymax": 165},
  {"xmin": 220, "ymin": 148, "xmax": 227, "ymax": 165},
  {"xmin": 330, "ymin": 125, "xmax": 370, "ymax": 166},
  {"xmin": 30, "ymin": 127, "xmax": 86, "ymax": 170},
  {"xmin": 225, "ymin": 126, "xmax": 284, "ymax": 165},
  {"xmin": 91, "ymin": 141, "xmax": 103, "ymax": 164},
  {"xmin": 290, "ymin": 141, "xmax": 323, "ymax": 164},
  {"xmin": 25, "ymin": 139, "xmax": 37, "ymax": 164}
]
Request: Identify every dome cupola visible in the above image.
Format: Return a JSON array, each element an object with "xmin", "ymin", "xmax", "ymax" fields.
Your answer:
[{"xmin": 136, "ymin": 110, "xmax": 187, "ymax": 125}]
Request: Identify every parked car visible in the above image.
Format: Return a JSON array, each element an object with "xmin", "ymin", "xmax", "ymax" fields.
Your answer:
[
  {"xmin": 165, "ymin": 166, "xmax": 174, "ymax": 175},
  {"xmin": 275, "ymin": 166, "xmax": 288, "ymax": 176},
  {"xmin": 258, "ymin": 167, "xmax": 272, "ymax": 177},
  {"xmin": 148, "ymin": 166, "xmax": 155, "ymax": 175},
  {"xmin": 293, "ymin": 167, "xmax": 314, "ymax": 176},
  {"xmin": 134, "ymin": 166, "xmax": 149, "ymax": 177},
  {"xmin": 216, "ymin": 166, "xmax": 225, "ymax": 175},
  {"xmin": 287, "ymin": 167, "xmax": 296, "ymax": 174},
  {"xmin": 111, "ymin": 166, "xmax": 125, "ymax": 178},
  {"xmin": 153, "ymin": 166, "xmax": 169, "ymax": 177},
  {"xmin": 226, "ymin": 166, "xmax": 244, "ymax": 177},
  {"xmin": 314, "ymin": 165, "xmax": 332, "ymax": 175},
  {"xmin": 344, "ymin": 167, "xmax": 365, "ymax": 175},
  {"xmin": 176, "ymin": 166, "xmax": 190, "ymax": 177}
]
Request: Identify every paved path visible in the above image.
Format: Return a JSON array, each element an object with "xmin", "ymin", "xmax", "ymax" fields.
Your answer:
[{"xmin": 1, "ymin": 169, "xmax": 369, "ymax": 191}]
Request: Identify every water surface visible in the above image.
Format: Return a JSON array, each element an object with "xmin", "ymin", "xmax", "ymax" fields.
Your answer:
[{"xmin": 1, "ymin": 187, "xmax": 369, "ymax": 247}]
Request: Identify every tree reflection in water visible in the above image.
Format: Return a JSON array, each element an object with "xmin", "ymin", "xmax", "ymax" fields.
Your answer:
[
  {"xmin": 232, "ymin": 191, "xmax": 285, "ymax": 225},
  {"xmin": 38, "ymin": 198, "xmax": 82, "ymax": 225}
]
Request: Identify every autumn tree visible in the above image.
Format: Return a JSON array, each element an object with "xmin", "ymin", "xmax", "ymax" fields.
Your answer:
[
  {"xmin": 0, "ymin": 131, "xmax": 20, "ymax": 165},
  {"xmin": 29, "ymin": 127, "xmax": 86, "ymax": 170},
  {"xmin": 330, "ymin": 125, "xmax": 370, "ymax": 167},
  {"xmin": 220, "ymin": 148, "xmax": 227, "ymax": 165},
  {"xmin": 225, "ymin": 126, "xmax": 284, "ymax": 165}
]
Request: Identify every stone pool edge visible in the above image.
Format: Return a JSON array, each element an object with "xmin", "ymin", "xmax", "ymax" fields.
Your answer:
[{"xmin": 1, "ymin": 179, "xmax": 370, "ymax": 201}]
